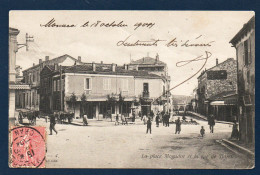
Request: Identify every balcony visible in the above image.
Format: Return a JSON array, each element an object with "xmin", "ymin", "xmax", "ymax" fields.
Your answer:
[{"xmin": 142, "ymin": 91, "xmax": 150, "ymax": 98}]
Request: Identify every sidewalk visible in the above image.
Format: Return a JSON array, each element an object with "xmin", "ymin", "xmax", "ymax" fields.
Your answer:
[
  {"xmin": 220, "ymin": 139, "xmax": 255, "ymax": 158},
  {"xmin": 187, "ymin": 111, "xmax": 234, "ymax": 125}
]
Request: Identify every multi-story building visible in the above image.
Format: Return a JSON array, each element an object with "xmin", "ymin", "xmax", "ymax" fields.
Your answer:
[
  {"xmin": 127, "ymin": 54, "xmax": 171, "ymax": 112},
  {"xmin": 16, "ymin": 54, "xmax": 84, "ymax": 110},
  {"xmin": 197, "ymin": 58, "xmax": 237, "ymax": 121},
  {"xmin": 40, "ymin": 63, "xmax": 167, "ymax": 119},
  {"xmin": 230, "ymin": 16, "xmax": 255, "ymax": 143},
  {"xmin": 9, "ymin": 27, "xmax": 30, "ymax": 124}
]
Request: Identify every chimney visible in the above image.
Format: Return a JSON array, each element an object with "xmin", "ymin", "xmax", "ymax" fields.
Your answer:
[
  {"xmin": 156, "ymin": 53, "xmax": 159, "ymax": 61},
  {"xmin": 112, "ymin": 63, "xmax": 117, "ymax": 72},
  {"xmin": 216, "ymin": 58, "xmax": 218, "ymax": 65},
  {"xmin": 92, "ymin": 62, "xmax": 96, "ymax": 71},
  {"xmin": 54, "ymin": 63, "xmax": 58, "ymax": 71},
  {"xmin": 39, "ymin": 59, "xmax": 42, "ymax": 64},
  {"xmin": 78, "ymin": 56, "xmax": 81, "ymax": 62},
  {"xmin": 45, "ymin": 56, "xmax": 49, "ymax": 61},
  {"xmin": 101, "ymin": 61, "xmax": 103, "ymax": 64}
]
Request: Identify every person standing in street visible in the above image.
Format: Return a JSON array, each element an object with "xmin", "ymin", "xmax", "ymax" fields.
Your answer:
[
  {"xmin": 175, "ymin": 117, "xmax": 181, "ymax": 134},
  {"xmin": 49, "ymin": 113, "xmax": 58, "ymax": 135},
  {"xmin": 155, "ymin": 112, "xmax": 160, "ymax": 127},
  {"xmin": 200, "ymin": 126, "xmax": 205, "ymax": 137},
  {"xmin": 146, "ymin": 117, "xmax": 152, "ymax": 134},
  {"xmin": 83, "ymin": 114, "xmax": 88, "ymax": 126},
  {"xmin": 208, "ymin": 114, "xmax": 215, "ymax": 133},
  {"xmin": 166, "ymin": 113, "xmax": 170, "ymax": 127}
]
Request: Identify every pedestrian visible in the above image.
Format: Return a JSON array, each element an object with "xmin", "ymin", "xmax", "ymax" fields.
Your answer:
[
  {"xmin": 143, "ymin": 115, "xmax": 147, "ymax": 125},
  {"xmin": 132, "ymin": 112, "xmax": 136, "ymax": 122},
  {"xmin": 231, "ymin": 120, "xmax": 239, "ymax": 140},
  {"xmin": 155, "ymin": 113, "xmax": 160, "ymax": 127},
  {"xmin": 150, "ymin": 110, "xmax": 154, "ymax": 120},
  {"xmin": 162, "ymin": 111, "xmax": 165, "ymax": 126},
  {"xmin": 146, "ymin": 117, "xmax": 152, "ymax": 134},
  {"xmin": 83, "ymin": 114, "xmax": 88, "ymax": 126},
  {"xmin": 166, "ymin": 113, "xmax": 170, "ymax": 127},
  {"xmin": 49, "ymin": 113, "xmax": 58, "ymax": 135},
  {"xmin": 200, "ymin": 126, "xmax": 205, "ymax": 137},
  {"xmin": 139, "ymin": 111, "xmax": 142, "ymax": 121},
  {"xmin": 208, "ymin": 114, "xmax": 215, "ymax": 133},
  {"xmin": 175, "ymin": 117, "xmax": 181, "ymax": 134},
  {"xmin": 115, "ymin": 114, "xmax": 119, "ymax": 125}
]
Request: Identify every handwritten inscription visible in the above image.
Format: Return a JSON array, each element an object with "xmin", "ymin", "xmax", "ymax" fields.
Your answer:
[
  {"xmin": 40, "ymin": 18, "xmax": 155, "ymax": 30},
  {"xmin": 117, "ymin": 35, "xmax": 215, "ymax": 47}
]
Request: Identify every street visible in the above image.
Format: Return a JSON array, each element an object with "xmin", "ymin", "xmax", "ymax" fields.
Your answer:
[{"xmin": 33, "ymin": 116, "xmax": 254, "ymax": 169}]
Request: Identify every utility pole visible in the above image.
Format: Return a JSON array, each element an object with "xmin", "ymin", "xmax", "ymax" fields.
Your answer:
[
  {"xmin": 17, "ymin": 33, "xmax": 34, "ymax": 51},
  {"xmin": 60, "ymin": 65, "xmax": 63, "ymax": 111}
]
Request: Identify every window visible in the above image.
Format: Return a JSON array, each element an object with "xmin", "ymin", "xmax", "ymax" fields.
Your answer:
[
  {"xmin": 103, "ymin": 78, "xmax": 111, "ymax": 90},
  {"xmin": 84, "ymin": 78, "xmax": 91, "ymax": 90},
  {"xmin": 57, "ymin": 80, "xmax": 60, "ymax": 91},
  {"xmin": 53, "ymin": 80, "xmax": 56, "ymax": 92},
  {"xmin": 122, "ymin": 79, "xmax": 128, "ymax": 91},
  {"xmin": 244, "ymin": 40, "xmax": 249, "ymax": 66},
  {"xmin": 143, "ymin": 83, "xmax": 149, "ymax": 93}
]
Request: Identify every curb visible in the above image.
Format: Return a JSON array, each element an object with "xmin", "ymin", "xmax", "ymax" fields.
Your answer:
[{"xmin": 222, "ymin": 139, "xmax": 254, "ymax": 158}]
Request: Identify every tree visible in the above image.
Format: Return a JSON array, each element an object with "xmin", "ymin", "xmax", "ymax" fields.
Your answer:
[
  {"xmin": 106, "ymin": 93, "xmax": 116, "ymax": 122},
  {"xmin": 69, "ymin": 92, "xmax": 77, "ymax": 118},
  {"xmin": 80, "ymin": 93, "xmax": 87, "ymax": 118},
  {"xmin": 119, "ymin": 92, "xmax": 125, "ymax": 116}
]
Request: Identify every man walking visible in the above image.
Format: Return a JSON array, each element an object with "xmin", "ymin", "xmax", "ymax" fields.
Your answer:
[
  {"xmin": 146, "ymin": 117, "xmax": 152, "ymax": 134},
  {"xmin": 49, "ymin": 113, "xmax": 58, "ymax": 135},
  {"xmin": 175, "ymin": 117, "xmax": 181, "ymax": 134},
  {"xmin": 155, "ymin": 112, "xmax": 160, "ymax": 127},
  {"xmin": 208, "ymin": 114, "xmax": 215, "ymax": 133}
]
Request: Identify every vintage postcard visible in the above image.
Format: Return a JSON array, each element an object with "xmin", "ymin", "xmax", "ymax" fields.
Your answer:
[{"xmin": 8, "ymin": 11, "xmax": 255, "ymax": 169}]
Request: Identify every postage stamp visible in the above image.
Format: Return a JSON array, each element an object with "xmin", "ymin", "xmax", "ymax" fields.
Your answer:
[{"xmin": 9, "ymin": 126, "xmax": 46, "ymax": 168}]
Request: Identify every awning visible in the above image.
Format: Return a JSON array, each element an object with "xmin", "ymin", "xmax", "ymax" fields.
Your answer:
[
  {"xmin": 224, "ymin": 94, "xmax": 237, "ymax": 105},
  {"xmin": 210, "ymin": 101, "xmax": 225, "ymax": 106},
  {"xmin": 9, "ymin": 84, "xmax": 30, "ymax": 90}
]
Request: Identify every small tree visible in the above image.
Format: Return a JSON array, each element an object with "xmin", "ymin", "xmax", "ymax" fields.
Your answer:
[
  {"xmin": 80, "ymin": 93, "xmax": 87, "ymax": 118},
  {"xmin": 119, "ymin": 92, "xmax": 125, "ymax": 116},
  {"xmin": 107, "ymin": 93, "xmax": 116, "ymax": 122},
  {"xmin": 69, "ymin": 92, "xmax": 77, "ymax": 118}
]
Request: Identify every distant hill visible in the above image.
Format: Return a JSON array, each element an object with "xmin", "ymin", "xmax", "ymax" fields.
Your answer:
[{"xmin": 172, "ymin": 95, "xmax": 193, "ymax": 105}]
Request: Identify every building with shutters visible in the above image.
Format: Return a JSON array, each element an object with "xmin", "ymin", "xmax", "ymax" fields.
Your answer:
[
  {"xmin": 16, "ymin": 54, "xmax": 84, "ymax": 111},
  {"xmin": 39, "ymin": 63, "xmax": 167, "ymax": 119},
  {"xmin": 197, "ymin": 58, "xmax": 237, "ymax": 121},
  {"xmin": 230, "ymin": 16, "xmax": 255, "ymax": 144}
]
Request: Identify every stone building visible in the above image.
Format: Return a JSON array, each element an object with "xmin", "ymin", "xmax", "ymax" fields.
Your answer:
[
  {"xmin": 230, "ymin": 16, "xmax": 255, "ymax": 143},
  {"xmin": 197, "ymin": 58, "xmax": 237, "ymax": 121}
]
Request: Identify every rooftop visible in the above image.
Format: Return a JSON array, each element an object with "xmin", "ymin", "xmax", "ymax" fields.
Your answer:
[
  {"xmin": 230, "ymin": 16, "xmax": 255, "ymax": 46},
  {"xmin": 197, "ymin": 58, "xmax": 235, "ymax": 79},
  {"xmin": 63, "ymin": 64, "xmax": 162, "ymax": 79},
  {"xmin": 129, "ymin": 55, "xmax": 166, "ymax": 66}
]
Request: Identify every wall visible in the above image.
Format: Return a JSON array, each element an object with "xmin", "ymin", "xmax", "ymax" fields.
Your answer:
[
  {"xmin": 65, "ymin": 73, "xmax": 135, "ymax": 98},
  {"xmin": 206, "ymin": 58, "xmax": 237, "ymax": 98},
  {"xmin": 134, "ymin": 78, "xmax": 164, "ymax": 98}
]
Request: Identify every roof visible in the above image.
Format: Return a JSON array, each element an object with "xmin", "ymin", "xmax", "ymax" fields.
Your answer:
[
  {"xmin": 23, "ymin": 54, "xmax": 81, "ymax": 72},
  {"xmin": 63, "ymin": 64, "xmax": 162, "ymax": 79},
  {"xmin": 129, "ymin": 56, "xmax": 166, "ymax": 65},
  {"xmin": 208, "ymin": 90, "xmax": 236, "ymax": 101},
  {"xmin": 230, "ymin": 16, "xmax": 255, "ymax": 46},
  {"xmin": 197, "ymin": 58, "xmax": 235, "ymax": 79}
]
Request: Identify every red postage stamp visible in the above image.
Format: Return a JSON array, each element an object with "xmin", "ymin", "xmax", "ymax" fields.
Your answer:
[{"xmin": 9, "ymin": 126, "xmax": 46, "ymax": 168}]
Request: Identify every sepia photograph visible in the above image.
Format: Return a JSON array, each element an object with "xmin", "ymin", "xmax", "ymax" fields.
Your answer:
[{"xmin": 8, "ymin": 11, "xmax": 255, "ymax": 169}]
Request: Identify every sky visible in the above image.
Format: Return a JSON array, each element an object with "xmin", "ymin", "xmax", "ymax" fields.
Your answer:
[{"xmin": 9, "ymin": 11, "xmax": 254, "ymax": 96}]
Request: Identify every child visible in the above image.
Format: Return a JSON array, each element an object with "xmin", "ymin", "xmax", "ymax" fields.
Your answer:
[{"xmin": 200, "ymin": 126, "xmax": 205, "ymax": 137}]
